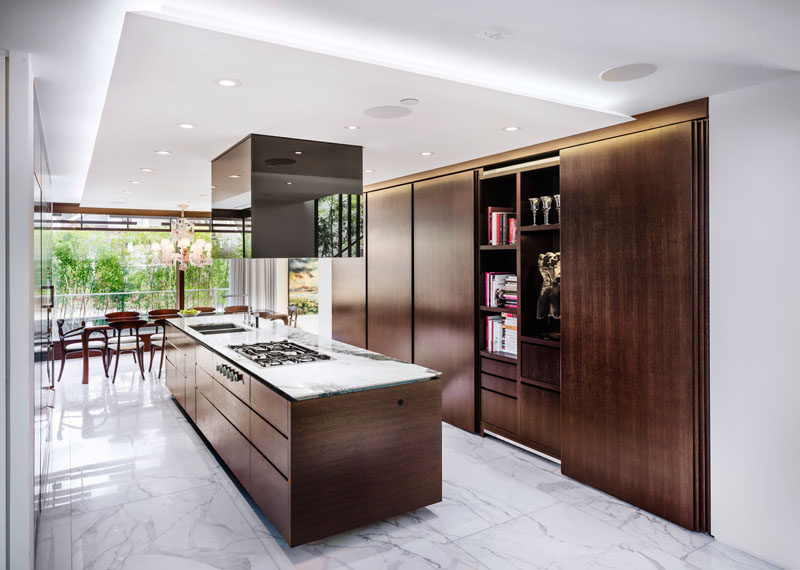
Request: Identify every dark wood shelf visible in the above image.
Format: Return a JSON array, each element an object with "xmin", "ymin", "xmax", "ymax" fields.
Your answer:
[
  {"xmin": 479, "ymin": 305, "xmax": 517, "ymax": 314},
  {"xmin": 479, "ymin": 244, "xmax": 518, "ymax": 250},
  {"xmin": 520, "ymin": 335, "xmax": 561, "ymax": 348},
  {"xmin": 479, "ymin": 350, "xmax": 517, "ymax": 364},
  {"xmin": 521, "ymin": 377, "xmax": 561, "ymax": 393},
  {"xmin": 520, "ymin": 223, "xmax": 560, "ymax": 233}
]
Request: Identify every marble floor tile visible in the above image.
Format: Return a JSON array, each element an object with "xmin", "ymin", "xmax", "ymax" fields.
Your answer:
[
  {"xmin": 457, "ymin": 502, "xmax": 692, "ymax": 570},
  {"xmin": 48, "ymin": 357, "xmax": 779, "ymax": 570}
]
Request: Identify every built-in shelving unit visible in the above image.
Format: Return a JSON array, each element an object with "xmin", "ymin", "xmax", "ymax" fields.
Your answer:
[{"xmin": 477, "ymin": 154, "xmax": 562, "ymax": 460}]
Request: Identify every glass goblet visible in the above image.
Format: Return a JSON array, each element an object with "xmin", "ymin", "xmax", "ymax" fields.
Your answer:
[
  {"xmin": 540, "ymin": 195, "xmax": 553, "ymax": 225},
  {"xmin": 553, "ymin": 194, "xmax": 561, "ymax": 223},
  {"xmin": 529, "ymin": 197, "xmax": 541, "ymax": 226}
]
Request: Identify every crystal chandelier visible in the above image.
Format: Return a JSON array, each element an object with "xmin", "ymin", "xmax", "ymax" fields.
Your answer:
[{"xmin": 151, "ymin": 204, "xmax": 212, "ymax": 271}]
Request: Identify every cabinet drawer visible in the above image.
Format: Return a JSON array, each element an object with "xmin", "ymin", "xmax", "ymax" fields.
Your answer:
[
  {"xmin": 195, "ymin": 365, "xmax": 213, "ymax": 400},
  {"xmin": 481, "ymin": 373, "xmax": 516, "ymax": 398},
  {"xmin": 213, "ymin": 355, "xmax": 250, "ymax": 402},
  {"xmin": 250, "ymin": 410, "xmax": 289, "ymax": 477},
  {"xmin": 196, "ymin": 344, "xmax": 214, "ymax": 376},
  {"xmin": 251, "ymin": 379, "xmax": 290, "ymax": 436},
  {"xmin": 481, "ymin": 357, "xmax": 516, "ymax": 380},
  {"xmin": 215, "ymin": 408, "xmax": 251, "ymax": 489},
  {"xmin": 185, "ymin": 382, "xmax": 196, "ymax": 421},
  {"xmin": 249, "ymin": 447, "xmax": 290, "ymax": 540},
  {"xmin": 212, "ymin": 379, "xmax": 250, "ymax": 439},
  {"xmin": 481, "ymin": 388, "xmax": 517, "ymax": 434},
  {"xmin": 196, "ymin": 390, "xmax": 216, "ymax": 443},
  {"xmin": 520, "ymin": 343, "xmax": 560, "ymax": 387},
  {"xmin": 165, "ymin": 341, "xmax": 178, "ymax": 365},
  {"xmin": 518, "ymin": 383, "xmax": 560, "ymax": 456}
]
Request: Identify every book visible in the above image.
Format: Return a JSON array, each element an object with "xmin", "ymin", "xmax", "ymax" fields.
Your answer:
[
  {"xmin": 485, "ymin": 272, "xmax": 514, "ymax": 307},
  {"xmin": 487, "ymin": 207, "xmax": 513, "ymax": 245}
]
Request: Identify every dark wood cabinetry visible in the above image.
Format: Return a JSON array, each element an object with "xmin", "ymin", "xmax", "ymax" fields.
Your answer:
[
  {"xmin": 366, "ymin": 185, "xmax": 413, "ymax": 361},
  {"xmin": 331, "ymin": 257, "xmax": 366, "ymax": 348},
  {"xmin": 413, "ymin": 171, "xmax": 476, "ymax": 431},
  {"xmin": 560, "ymin": 121, "xmax": 708, "ymax": 531}
]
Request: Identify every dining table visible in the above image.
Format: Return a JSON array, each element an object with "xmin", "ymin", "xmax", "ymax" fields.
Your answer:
[{"xmin": 79, "ymin": 309, "xmax": 290, "ymax": 384}]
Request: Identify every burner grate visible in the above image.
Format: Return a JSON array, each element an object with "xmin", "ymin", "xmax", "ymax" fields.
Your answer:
[{"xmin": 228, "ymin": 341, "xmax": 331, "ymax": 367}]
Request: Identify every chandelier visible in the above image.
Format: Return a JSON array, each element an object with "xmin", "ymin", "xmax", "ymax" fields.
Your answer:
[{"xmin": 151, "ymin": 204, "xmax": 212, "ymax": 271}]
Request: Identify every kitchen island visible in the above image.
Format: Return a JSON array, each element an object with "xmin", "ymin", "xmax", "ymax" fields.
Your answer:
[{"xmin": 162, "ymin": 315, "xmax": 442, "ymax": 547}]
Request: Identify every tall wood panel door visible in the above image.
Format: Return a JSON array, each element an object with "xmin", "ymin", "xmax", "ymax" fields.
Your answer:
[
  {"xmin": 413, "ymin": 171, "xmax": 476, "ymax": 432},
  {"xmin": 366, "ymin": 185, "xmax": 413, "ymax": 361},
  {"xmin": 560, "ymin": 121, "xmax": 708, "ymax": 531},
  {"xmin": 331, "ymin": 258, "xmax": 366, "ymax": 349}
]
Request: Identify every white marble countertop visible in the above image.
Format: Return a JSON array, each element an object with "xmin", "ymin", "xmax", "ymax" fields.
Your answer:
[{"xmin": 167, "ymin": 315, "xmax": 440, "ymax": 401}]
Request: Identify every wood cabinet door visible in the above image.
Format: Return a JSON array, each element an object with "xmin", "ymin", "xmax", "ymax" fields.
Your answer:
[
  {"xmin": 560, "ymin": 121, "xmax": 708, "ymax": 530},
  {"xmin": 331, "ymin": 257, "xmax": 366, "ymax": 348},
  {"xmin": 413, "ymin": 171, "xmax": 476, "ymax": 431},
  {"xmin": 366, "ymin": 185, "xmax": 413, "ymax": 361}
]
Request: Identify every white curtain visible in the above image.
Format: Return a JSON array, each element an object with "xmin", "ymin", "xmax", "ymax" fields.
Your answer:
[{"xmin": 228, "ymin": 258, "xmax": 276, "ymax": 311}]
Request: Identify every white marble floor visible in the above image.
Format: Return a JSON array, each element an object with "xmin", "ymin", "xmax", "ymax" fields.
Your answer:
[{"xmin": 42, "ymin": 357, "xmax": 781, "ymax": 570}]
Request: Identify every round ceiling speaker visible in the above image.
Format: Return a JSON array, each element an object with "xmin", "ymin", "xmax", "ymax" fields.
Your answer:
[
  {"xmin": 364, "ymin": 105, "xmax": 412, "ymax": 119},
  {"xmin": 600, "ymin": 63, "xmax": 658, "ymax": 82}
]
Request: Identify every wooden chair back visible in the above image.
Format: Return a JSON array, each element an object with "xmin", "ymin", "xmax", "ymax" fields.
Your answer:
[
  {"xmin": 191, "ymin": 306, "xmax": 216, "ymax": 313},
  {"xmin": 56, "ymin": 318, "xmax": 85, "ymax": 342},
  {"xmin": 147, "ymin": 309, "xmax": 180, "ymax": 318},
  {"xmin": 287, "ymin": 304, "xmax": 300, "ymax": 327},
  {"xmin": 105, "ymin": 311, "xmax": 140, "ymax": 321},
  {"xmin": 224, "ymin": 305, "xmax": 249, "ymax": 314},
  {"xmin": 107, "ymin": 319, "xmax": 148, "ymax": 350}
]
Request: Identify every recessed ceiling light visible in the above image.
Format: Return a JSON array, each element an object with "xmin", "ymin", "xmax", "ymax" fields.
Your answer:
[
  {"xmin": 129, "ymin": 180, "xmax": 142, "ymax": 184},
  {"xmin": 140, "ymin": 167, "xmax": 155, "ymax": 173},
  {"xmin": 364, "ymin": 169, "xmax": 375, "ymax": 173},
  {"xmin": 214, "ymin": 78, "xmax": 241, "ymax": 88},
  {"xmin": 176, "ymin": 122, "xmax": 196, "ymax": 129},
  {"xmin": 600, "ymin": 63, "xmax": 658, "ymax": 82},
  {"xmin": 228, "ymin": 174, "xmax": 241, "ymax": 179},
  {"xmin": 503, "ymin": 126, "xmax": 521, "ymax": 132},
  {"xmin": 294, "ymin": 151, "xmax": 303, "ymax": 155},
  {"xmin": 345, "ymin": 125, "xmax": 361, "ymax": 130},
  {"xmin": 476, "ymin": 27, "xmax": 511, "ymax": 41},
  {"xmin": 400, "ymin": 98, "xmax": 420, "ymax": 106},
  {"xmin": 154, "ymin": 149, "xmax": 172, "ymax": 155},
  {"xmin": 122, "ymin": 190, "xmax": 132, "ymax": 194},
  {"xmin": 420, "ymin": 151, "xmax": 434, "ymax": 156},
  {"xmin": 286, "ymin": 181, "xmax": 293, "ymax": 185}
]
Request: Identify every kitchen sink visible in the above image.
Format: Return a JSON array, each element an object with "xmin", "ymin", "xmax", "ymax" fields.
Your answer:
[{"xmin": 189, "ymin": 322, "xmax": 249, "ymax": 335}]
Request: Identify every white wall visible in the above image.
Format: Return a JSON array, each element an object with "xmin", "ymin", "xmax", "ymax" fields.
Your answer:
[
  {"xmin": 4, "ymin": 51, "xmax": 35, "ymax": 570},
  {"xmin": 710, "ymin": 74, "xmax": 800, "ymax": 569}
]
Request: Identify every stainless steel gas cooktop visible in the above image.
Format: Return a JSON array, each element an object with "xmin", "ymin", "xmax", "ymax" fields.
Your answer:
[{"xmin": 228, "ymin": 341, "xmax": 332, "ymax": 366}]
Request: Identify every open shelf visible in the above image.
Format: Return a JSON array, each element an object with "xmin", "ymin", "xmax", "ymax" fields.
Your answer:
[
  {"xmin": 521, "ymin": 335, "xmax": 560, "ymax": 348},
  {"xmin": 480, "ymin": 305, "xmax": 517, "ymax": 314},
  {"xmin": 521, "ymin": 377, "xmax": 561, "ymax": 393},
  {"xmin": 479, "ymin": 350, "xmax": 517, "ymax": 364},
  {"xmin": 520, "ymin": 223, "xmax": 560, "ymax": 233},
  {"xmin": 480, "ymin": 244, "xmax": 518, "ymax": 251}
]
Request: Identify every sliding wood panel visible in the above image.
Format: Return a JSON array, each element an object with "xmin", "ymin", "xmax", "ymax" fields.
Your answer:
[
  {"xmin": 331, "ymin": 257, "xmax": 366, "ymax": 348},
  {"xmin": 560, "ymin": 121, "xmax": 708, "ymax": 531},
  {"xmin": 366, "ymin": 185, "xmax": 413, "ymax": 361},
  {"xmin": 413, "ymin": 171, "xmax": 476, "ymax": 432}
]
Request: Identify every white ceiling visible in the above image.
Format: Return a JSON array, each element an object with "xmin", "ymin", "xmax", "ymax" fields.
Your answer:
[{"xmin": 3, "ymin": 0, "xmax": 798, "ymax": 207}]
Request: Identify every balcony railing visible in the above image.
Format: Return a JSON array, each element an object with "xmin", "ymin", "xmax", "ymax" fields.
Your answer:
[{"xmin": 54, "ymin": 288, "xmax": 229, "ymax": 320}]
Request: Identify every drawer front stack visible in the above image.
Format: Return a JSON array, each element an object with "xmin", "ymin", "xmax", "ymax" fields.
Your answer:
[{"xmin": 479, "ymin": 356, "xmax": 517, "ymax": 434}]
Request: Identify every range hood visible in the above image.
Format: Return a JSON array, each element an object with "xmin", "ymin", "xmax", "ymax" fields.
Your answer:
[{"xmin": 211, "ymin": 134, "xmax": 363, "ymax": 258}]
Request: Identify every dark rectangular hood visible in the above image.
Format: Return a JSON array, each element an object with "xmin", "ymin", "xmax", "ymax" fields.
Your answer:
[{"xmin": 211, "ymin": 134, "xmax": 363, "ymax": 258}]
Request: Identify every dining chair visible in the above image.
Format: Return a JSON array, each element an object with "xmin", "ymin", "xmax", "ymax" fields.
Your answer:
[
  {"xmin": 105, "ymin": 311, "xmax": 141, "ymax": 362},
  {"xmin": 107, "ymin": 319, "xmax": 148, "ymax": 382},
  {"xmin": 191, "ymin": 306, "xmax": 216, "ymax": 314},
  {"xmin": 287, "ymin": 304, "xmax": 300, "ymax": 328},
  {"xmin": 147, "ymin": 309, "xmax": 179, "ymax": 378},
  {"xmin": 224, "ymin": 305, "xmax": 249, "ymax": 314},
  {"xmin": 55, "ymin": 319, "xmax": 109, "ymax": 382}
]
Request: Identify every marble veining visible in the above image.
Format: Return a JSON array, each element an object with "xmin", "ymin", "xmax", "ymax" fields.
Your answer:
[
  {"xmin": 52, "ymin": 358, "xmax": 782, "ymax": 570},
  {"xmin": 168, "ymin": 315, "xmax": 440, "ymax": 401}
]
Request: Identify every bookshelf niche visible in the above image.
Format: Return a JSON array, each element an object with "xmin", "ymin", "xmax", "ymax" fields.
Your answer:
[{"xmin": 477, "ymin": 155, "xmax": 562, "ymax": 460}]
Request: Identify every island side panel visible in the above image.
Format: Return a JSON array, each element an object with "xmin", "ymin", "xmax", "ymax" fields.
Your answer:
[{"xmin": 288, "ymin": 378, "xmax": 442, "ymax": 546}]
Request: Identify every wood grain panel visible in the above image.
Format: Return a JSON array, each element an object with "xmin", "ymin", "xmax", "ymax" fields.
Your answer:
[
  {"xmin": 289, "ymin": 379, "xmax": 442, "ymax": 546},
  {"xmin": 250, "ymin": 410, "xmax": 290, "ymax": 477},
  {"xmin": 366, "ymin": 185, "xmax": 413, "ymax": 361},
  {"xmin": 413, "ymin": 171, "xmax": 476, "ymax": 431},
  {"xmin": 480, "ymin": 388, "xmax": 517, "ymax": 434},
  {"xmin": 212, "ymin": 378, "xmax": 251, "ymax": 439},
  {"xmin": 520, "ymin": 343, "xmax": 560, "ymax": 387},
  {"xmin": 249, "ymin": 447, "xmax": 291, "ymax": 541},
  {"xmin": 560, "ymin": 122, "xmax": 705, "ymax": 530},
  {"xmin": 250, "ymin": 379, "xmax": 290, "ymax": 436},
  {"xmin": 518, "ymin": 383, "xmax": 560, "ymax": 457},
  {"xmin": 331, "ymin": 257, "xmax": 366, "ymax": 348}
]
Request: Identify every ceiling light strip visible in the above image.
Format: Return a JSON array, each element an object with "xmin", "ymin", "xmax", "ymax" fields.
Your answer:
[{"xmin": 480, "ymin": 156, "xmax": 560, "ymax": 180}]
